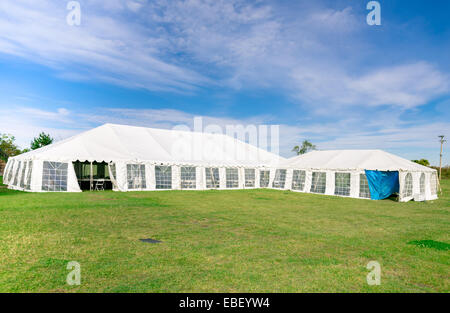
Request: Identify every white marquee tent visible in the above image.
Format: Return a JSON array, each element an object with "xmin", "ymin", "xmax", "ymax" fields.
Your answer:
[
  {"xmin": 280, "ymin": 150, "xmax": 438, "ymax": 202},
  {"xmin": 3, "ymin": 123, "xmax": 284, "ymax": 193},
  {"xmin": 3, "ymin": 124, "xmax": 438, "ymax": 202}
]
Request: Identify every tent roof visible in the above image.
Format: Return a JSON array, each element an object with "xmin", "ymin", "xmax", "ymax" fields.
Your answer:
[
  {"xmin": 282, "ymin": 150, "xmax": 436, "ymax": 172},
  {"xmin": 11, "ymin": 123, "xmax": 283, "ymax": 167}
]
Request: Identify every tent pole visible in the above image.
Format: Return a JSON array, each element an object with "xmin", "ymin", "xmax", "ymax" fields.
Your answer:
[
  {"xmin": 438, "ymin": 135, "xmax": 445, "ymax": 181},
  {"xmin": 90, "ymin": 162, "xmax": 93, "ymax": 191}
]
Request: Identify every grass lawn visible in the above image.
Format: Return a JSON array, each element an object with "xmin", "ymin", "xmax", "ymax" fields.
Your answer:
[{"xmin": 0, "ymin": 175, "xmax": 449, "ymax": 293}]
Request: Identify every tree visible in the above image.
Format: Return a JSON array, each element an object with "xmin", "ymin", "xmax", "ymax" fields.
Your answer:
[
  {"xmin": 292, "ymin": 140, "xmax": 317, "ymax": 155},
  {"xmin": 412, "ymin": 159, "xmax": 430, "ymax": 166},
  {"xmin": 0, "ymin": 134, "xmax": 21, "ymax": 161},
  {"xmin": 0, "ymin": 147, "xmax": 7, "ymax": 161},
  {"xmin": 31, "ymin": 132, "xmax": 54, "ymax": 150}
]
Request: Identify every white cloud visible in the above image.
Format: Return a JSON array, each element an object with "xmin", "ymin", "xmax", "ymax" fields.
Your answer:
[
  {"xmin": 16, "ymin": 107, "xmax": 73, "ymax": 123},
  {"xmin": 348, "ymin": 62, "xmax": 449, "ymax": 108},
  {"xmin": 0, "ymin": 1, "xmax": 448, "ymax": 108},
  {"xmin": 2, "ymin": 105, "xmax": 448, "ymax": 165},
  {"xmin": 291, "ymin": 62, "xmax": 449, "ymax": 110},
  {"xmin": 0, "ymin": 0, "xmax": 209, "ymax": 92},
  {"xmin": 0, "ymin": 109, "xmax": 80, "ymax": 148},
  {"xmin": 126, "ymin": 0, "xmax": 146, "ymax": 12},
  {"xmin": 306, "ymin": 7, "xmax": 357, "ymax": 32},
  {"xmin": 0, "ymin": 1, "xmax": 448, "ymax": 165}
]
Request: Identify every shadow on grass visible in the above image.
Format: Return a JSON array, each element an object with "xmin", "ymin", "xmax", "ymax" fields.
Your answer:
[{"xmin": 408, "ymin": 240, "xmax": 450, "ymax": 251}]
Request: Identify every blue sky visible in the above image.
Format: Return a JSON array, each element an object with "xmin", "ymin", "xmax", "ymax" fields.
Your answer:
[{"xmin": 0, "ymin": 0, "xmax": 449, "ymax": 165}]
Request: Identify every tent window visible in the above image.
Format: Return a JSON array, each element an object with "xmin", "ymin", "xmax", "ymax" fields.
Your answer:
[
  {"xmin": 2, "ymin": 161, "xmax": 8, "ymax": 176},
  {"xmin": 292, "ymin": 170, "xmax": 306, "ymax": 191},
  {"xmin": 244, "ymin": 169, "xmax": 255, "ymax": 187},
  {"xmin": 359, "ymin": 174, "xmax": 371, "ymax": 198},
  {"xmin": 42, "ymin": 161, "xmax": 68, "ymax": 191},
  {"xmin": 155, "ymin": 166, "xmax": 172, "ymax": 189},
  {"xmin": 226, "ymin": 168, "xmax": 239, "ymax": 188},
  {"xmin": 25, "ymin": 161, "xmax": 33, "ymax": 190},
  {"xmin": 419, "ymin": 173, "xmax": 425, "ymax": 195},
  {"xmin": 7, "ymin": 160, "xmax": 14, "ymax": 183},
  {"xmin": 430, "ymin": 173, "xmax": 437, "ymax": 195},
  {"xmin": 260, "ymin": 170, "xmax": 270, "ymax": 188},
  {"xmin": 205, "ymin": 168, "xmax": 220, "ymax": 189},
  {"xmin": 3, "ymin": 161, "xmax": 10, "ymax": 183},
  {"xmin": 19, "ymin": 162, "xmax": 27, "ymax": 188},
  {"xmin": 13, "ymin": 161, "xmax": 22, "ymax": 186},
  {"xmin": 335, "ymin": 173, "xmax": 351, "ymax": 196},
  {"xmin": 310, "ymin": 172, "xmax": 326, "ymax": 194},
  {"xmin": 4, "ymin": 160, "xmax": 11, "ymax": 183},
  {"xmin": 127, "ymin": 164, "xmax": 146, "ymax": 190},
  {"xmin": 402, "ymin": 173, "xmax": 413, "ymax": 198},
  {"xmin": 181, "ymin": 166, "xmax": 196, "ymax": 189},
  {"xmin": 272, "ymin": 169, "xmax": 287, "ymax": 189}
]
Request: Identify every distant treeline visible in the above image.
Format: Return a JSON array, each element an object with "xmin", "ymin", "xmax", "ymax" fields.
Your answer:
[{"xmin": 431, "ymin": 166, "xmax": 450, "ymax": 179}]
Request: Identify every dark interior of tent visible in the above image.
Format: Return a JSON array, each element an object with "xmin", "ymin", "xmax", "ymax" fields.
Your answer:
[{"xmin": 73, "ymin": 161, "xmax": 113, "ymax": 191}]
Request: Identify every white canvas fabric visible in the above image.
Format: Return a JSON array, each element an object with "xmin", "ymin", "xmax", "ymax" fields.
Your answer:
[
  {"xmin": 11, "ymin": 123, "xmax": 283, "ymax": 166},
  {"xmin": 282, "ymin": 150, "xmax": 436, "ymax": 172},
  {"xmin": 4, "ymin": 124, "xmax": 438, "ymax": 203},
  {"xmin": 5, "ymin": 123, "xmax": 283, "ymax": 193},
  {"xmin": 281, "ymin": 150, "xmax": 438, "ymax": 202}
]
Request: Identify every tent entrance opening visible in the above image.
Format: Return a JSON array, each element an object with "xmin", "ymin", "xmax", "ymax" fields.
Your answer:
[{"xmin": 73, "ymin": 161, "xmax": 112, "ymax": 191}]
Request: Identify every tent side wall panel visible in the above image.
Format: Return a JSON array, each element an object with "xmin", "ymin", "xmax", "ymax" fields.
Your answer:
[
  {"xmin": 6, "ymin": 161, "xmax": 17, "ymax": 189},
  {"xmin": 147, "ymin": 164, "xmax": 156, "ymax": 190},
  {"xmin": 14, "ymin": 162, "xmax": 23, "ymax": 189},
  {"xmin": 219, "ymin": 168, "xmax": 226, "ymax": 189},
  {"xmin": 426, "ymin": 171, "xmax": 438, "ymax": 201},
  {"xmin": 172, "ymin": 165, "xmax": 181, "ymax": 190},
  {"xmin": 268, "ymin": 168, "xmax": 276, "ymax": 188},
  {"xmin": 201, "ymin": 167, "xmax": 208, "ymax": 189},
  {"xmin": 325, "ymin": 171, "xmax": 334, "ymax": 195},
  {"xmin": 285, "ymin": 169, "xmax": 293, "ymax": 190},
  {"xmin": 30, "ymin": 160, "xmax": 42, "ymax": 192},
  {"xmin": 399, "ymin": 171, "xmax": 412, "ymax": 202},
  {"xmin": 424, "ymin": 172, "xmax": 430, "ymax": 199},
  {"xmin": 412, "ymin": 172, "xmax": 420, "ymax": 198},
  {"xmin": 10, "ymin": 161, "xmax": 20, "ymax": 189},
  {"xmin": 116, "ymin": 162, "xmax": 128, "ymax": 191},
  {"xmin": 196, "ymin": 166, "xmax": 204, "ymax": 190},
  {"xmin": 350, "ymin": 172, "xmax": 360, "ymax": 198},
  {"xmin": 67, "ymin": 162, "xmax": 81, "ymax": 192},
  {"xmin": 254, "ymin": 169, "xmax": 260, "ymax": 188},
  {"xmin": 238, "ymin": 167, "xmax": 245, "ymax": 189},
  {"xmin": 3, "ymin": 158, "xmax": 438, "ymax": 203},
  {"xmin": 303, "ymin": 171, "xmax": 312, "ymax": 193}
]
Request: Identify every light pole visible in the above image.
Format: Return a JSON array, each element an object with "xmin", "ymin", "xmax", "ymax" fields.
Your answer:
[{"xmin": 438, "ymin": 135, "xmax": 446, "ymax": 181}]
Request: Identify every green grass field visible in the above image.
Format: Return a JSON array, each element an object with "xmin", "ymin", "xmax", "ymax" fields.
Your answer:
[{"xmin": 0, "ymin": 176, "xmax": 448, "ymax": 293}]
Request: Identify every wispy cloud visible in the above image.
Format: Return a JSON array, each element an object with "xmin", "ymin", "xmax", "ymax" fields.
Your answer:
[
  {"xmin": 1, "ymin": 105, "xmax": 448, "ymax": 165},
  {"xmin": 291, "ymin": 61, "xmax": 449, "ymax": 110},
  {"xmin": 0, "ymin": 1, "xmax": 448, "ymax": 165},
  {"xmin": 0, "ymin": 1, "xmax": 448, "ymax": 107},
  {"xmin": 0, "ymin": 0, "xmax": 209, "ymax": 92}
]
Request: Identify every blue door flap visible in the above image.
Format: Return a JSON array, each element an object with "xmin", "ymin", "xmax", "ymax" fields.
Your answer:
[{"xmin": 364, "ymin": 170, "xmax": 399, "ymax": 200}]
